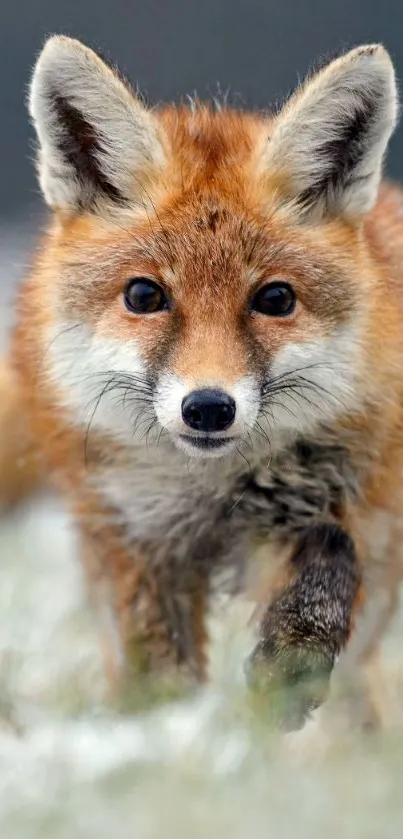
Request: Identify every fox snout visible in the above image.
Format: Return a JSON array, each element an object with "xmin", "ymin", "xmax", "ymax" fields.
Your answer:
[{"xmin": 152, "ymin": 371, "xmax": 261, "ymax": 457}]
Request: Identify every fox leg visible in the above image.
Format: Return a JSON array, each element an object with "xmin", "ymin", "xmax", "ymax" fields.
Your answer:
[
  {"xmin": 81, "ymin": 525, "xmax": 208, "ymax": 696},
  {"xmin": 246, "ymin": 523, "xmax": 362, "ymax": 728}
]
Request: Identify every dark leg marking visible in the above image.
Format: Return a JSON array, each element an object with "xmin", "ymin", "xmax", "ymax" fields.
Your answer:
[{"xmin": 246, "ymin": 523, "xmax": 361, "ymax": 729}]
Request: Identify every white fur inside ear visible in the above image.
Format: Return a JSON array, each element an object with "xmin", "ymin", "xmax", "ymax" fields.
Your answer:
[
  {"xmin": 29, "ymin": 35, "xmax": 166, "ymax": 210},
  {"xmin": 263, "ymin": 45, "xmax": 398, "ymax": 219}
]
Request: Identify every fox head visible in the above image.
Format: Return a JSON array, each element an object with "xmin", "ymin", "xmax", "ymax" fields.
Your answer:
[{"xmin": 29, "ymin": 36, "xmax": 397, "ymax": 459}]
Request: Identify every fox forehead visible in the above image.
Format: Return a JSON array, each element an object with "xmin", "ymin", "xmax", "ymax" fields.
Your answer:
[
  {"xmin": 159, "ymin": 104, "xmax": 267, "ymax": 190},
  {"xmin": 49, "ymin": 186, "xmax": 359, "ymax": 326}
]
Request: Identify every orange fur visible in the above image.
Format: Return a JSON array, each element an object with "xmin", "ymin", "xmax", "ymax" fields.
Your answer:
[{"xmin": 0, "ymin": 361, "xmax": 42, "ymax": 508}]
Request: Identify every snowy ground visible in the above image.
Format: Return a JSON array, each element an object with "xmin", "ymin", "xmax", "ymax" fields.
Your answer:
[{"xmin": 2, "ymin": 224, "xmax": 403, "ymax": 838}]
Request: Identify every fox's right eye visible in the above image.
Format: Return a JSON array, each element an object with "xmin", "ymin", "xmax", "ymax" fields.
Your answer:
[{"xmin": 124, "ymin": 278, "xmax": 169, "ymax": 314}]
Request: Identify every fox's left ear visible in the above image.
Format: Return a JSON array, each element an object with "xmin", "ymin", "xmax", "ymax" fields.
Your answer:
[
  {"xmin": 263, "ymin": 45, "xmax": 398, "ymax": 219},
  {"xmin": 29, "ymin": 36, "xmax": 167, "ymax": 213}
]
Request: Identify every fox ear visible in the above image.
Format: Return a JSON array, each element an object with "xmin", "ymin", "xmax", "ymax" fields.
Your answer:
[
  {"xmin": 264, "ymin": 45, "xmax": 398, "ymax": 219},
  {"xmin": 29, "ymin": 36, "xmax": 166, "ymax": 212}
]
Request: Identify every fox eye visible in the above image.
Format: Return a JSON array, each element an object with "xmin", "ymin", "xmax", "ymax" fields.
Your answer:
[
  {"xmin": 250, "ymin": 282, "xmax": 296, "ymax": 317},
  {"xmin": 124, "ymin": 278, "xmax": 169, "ymax": 314}
]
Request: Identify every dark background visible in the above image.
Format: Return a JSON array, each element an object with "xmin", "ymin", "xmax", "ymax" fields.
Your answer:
[{"xmin": 1, "ymin": 0, "xmax": 403, "ymax": 222}]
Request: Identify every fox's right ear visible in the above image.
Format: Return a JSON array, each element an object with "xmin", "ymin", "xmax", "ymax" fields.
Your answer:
[
  {"xmin": 262, "ymin": 45, "xmax": 398, "ymax": 220},
  {"xmin": 29, "ymin": 36, "xmax": 167, "ymax": 213}
]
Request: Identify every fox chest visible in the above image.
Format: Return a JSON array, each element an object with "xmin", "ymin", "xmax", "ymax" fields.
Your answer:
[{"xmin": 98, "ymin": 438, "xmax": 357, "ymax": 570}]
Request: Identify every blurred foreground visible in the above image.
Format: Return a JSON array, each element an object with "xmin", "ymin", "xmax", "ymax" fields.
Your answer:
[{"xmin": 2, "ymin": 226, "xmax": 403, "ymax": 837}]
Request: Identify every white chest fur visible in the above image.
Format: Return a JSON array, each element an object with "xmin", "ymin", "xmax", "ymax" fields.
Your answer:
[{"xmin": 94, "ymin": 443, "xmax": 256, "ymax": 546}]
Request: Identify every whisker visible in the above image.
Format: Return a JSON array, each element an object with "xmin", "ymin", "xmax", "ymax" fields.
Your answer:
[
  {"xmin": 156, "ymin": 424, "xmax": 167, "ymax": 448},
  {"xmin": 133, "ymin": 406, "xmax": 156, "ymax": 437},
  {"xmin": 81, "ymin": 367, "xmax": 158, "ymax": 464},
  {"xmin": 35, "ymin": 323, "xmax": 81, "ymax": 389},
  {"xmin": 236, "ymin": 443, "xmax": 252, "ymax": 473},
  {"xmin": 260, "ymin": 361, "xmax": 351, "ymax": 436},
  {"xmin": 84, "ymin": 376, "xmax": 116, "ymax": 466},
  {"xmin": 140, "ymin": 416, "xmax": 159, "ymax": 446},
  {"xmin": 292, "ymin": 375, "xmax": 349, "ymax": 412},
  {"xmin": 261, "ymin": 361, "xmax": 343, "ymax": 395}
]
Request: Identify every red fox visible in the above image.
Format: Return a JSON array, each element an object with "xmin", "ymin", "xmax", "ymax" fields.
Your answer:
[{"xmin": 2, "ymin": 36, "xmax": 403, "ymax": 720}]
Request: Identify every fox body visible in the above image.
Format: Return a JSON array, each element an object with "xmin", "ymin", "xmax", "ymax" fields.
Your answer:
[{"xmin": 4, "ymin": 36, "xmax": 403, "ymax": 713}]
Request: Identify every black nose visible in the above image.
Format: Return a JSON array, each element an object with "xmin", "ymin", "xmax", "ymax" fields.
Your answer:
[{"xmin": 181, "ymin": 389, "xmax": 236, "ymax": 432}]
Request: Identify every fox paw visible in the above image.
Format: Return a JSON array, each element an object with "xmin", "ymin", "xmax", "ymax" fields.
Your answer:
[{"xmin": 245, "ymin": 641, "xmax": 334, "ymax": 731}]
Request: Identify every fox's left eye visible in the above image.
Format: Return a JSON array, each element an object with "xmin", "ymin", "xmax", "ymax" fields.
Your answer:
[
  {"xmin": 124, "ymin": 278, "xmax": 169, "ymax": 314},
  {"xmin": 250, "ymin": 281, "xmax": 296, "ymax": 317}
]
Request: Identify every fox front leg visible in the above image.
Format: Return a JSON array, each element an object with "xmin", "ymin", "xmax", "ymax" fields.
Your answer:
[
  {"xmin": 246, "ymin": 523, "xmax": 362, "ymax": 729},
  {"xmin": 81, "ymin": 525, "xmax": 209, "ymax": 703}
]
